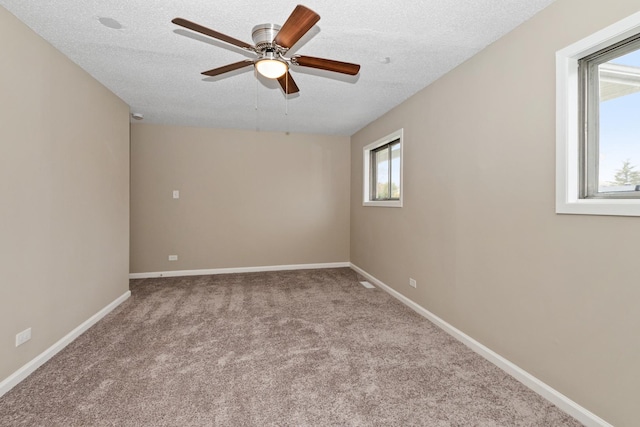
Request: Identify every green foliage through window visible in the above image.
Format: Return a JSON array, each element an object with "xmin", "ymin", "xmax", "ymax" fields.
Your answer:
[{"xmin": 612, "ymin": 159, "xmax": 640, "ymax": 186}]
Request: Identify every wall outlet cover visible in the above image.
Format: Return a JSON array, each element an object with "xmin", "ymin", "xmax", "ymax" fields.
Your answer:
[{"xmin": 16, "ymin": 328, "xmax": 31, "ymax": 347}]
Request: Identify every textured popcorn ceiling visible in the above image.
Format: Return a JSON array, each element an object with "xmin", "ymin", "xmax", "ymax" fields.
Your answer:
[{"xmin": 0, "ymin": 0, "xmax": 555, "ymax": 135}]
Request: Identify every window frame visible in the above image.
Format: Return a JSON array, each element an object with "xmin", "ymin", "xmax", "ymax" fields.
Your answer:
[
  {"xmin": 370, "ymin": 140, "xmax": 401, "ymax": 201},
  {"xmin": 363, "ymin": 129, "xmax": 403, "ymax": 207},
  {"xmin": 579, "ymin": 34, "xmax": 640, "ymax": 199},
  {"xmin": 556, "ymin": 11, "xmax": 640, "ymax": 216}
]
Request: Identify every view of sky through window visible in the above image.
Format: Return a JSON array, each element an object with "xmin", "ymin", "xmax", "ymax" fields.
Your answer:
[{"xmin": 598, "ymin": 49, "xmax": 640, "ymax": 191}]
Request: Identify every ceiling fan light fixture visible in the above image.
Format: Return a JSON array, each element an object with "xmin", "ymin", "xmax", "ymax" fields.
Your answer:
[{"xmin": 255, "ymin": 51, "xmax": 288, "ymax": 79}]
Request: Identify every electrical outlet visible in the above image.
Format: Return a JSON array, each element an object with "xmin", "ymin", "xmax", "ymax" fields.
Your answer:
[
  {"xmin": 168, "ymin": 255, "xmax": 178, "ymax": 261},
  {"xmin": 409, "ymin": 278, "xmax": 417, "ymax": 288},
  {"xmin": 172, "ymin": 190, "xmax": 180, "ymax": 199},
  {"xmin": 16, "ymin": 328, "xmax": 31, "ymax": 347}
]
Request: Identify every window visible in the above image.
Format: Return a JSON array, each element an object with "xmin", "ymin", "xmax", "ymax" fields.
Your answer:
[
  {"xmin": 371, "ymin": 141, "xmax": 401, "ymax": 200},
  {"xmin": 363, "ymin": 129, "xmax": 403, "ymax": 207},
  {"xmin": 556, "ymin": 11, "xmax": 640, "ymax": 216},
  {"xmin": 580, "ymin": 35, "xmax": 640, "ymax": 198}
]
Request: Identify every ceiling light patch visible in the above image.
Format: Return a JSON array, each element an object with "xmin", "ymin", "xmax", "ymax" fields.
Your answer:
[
  {"xmin": 98, "ymin": 17, "xmax": 123, "ymax": 30},
  {"xmin": 255, "ymin": 51, "xmax": 288, "ymax": 79}
]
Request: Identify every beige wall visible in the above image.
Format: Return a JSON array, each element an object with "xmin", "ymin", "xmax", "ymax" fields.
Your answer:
[
  {"xmin": 350, "ymin": 0, "xmax": 640, "ymax": 425},
  {"xmin": 0, "ymin": 7, "xmax": 130, "ymax": 382},
  {"xmin": 3, "ymin": 0, "xmax": 638, "ymax": 422},
  {"xmin": 130, "ymin": 124, "xmax": 350, "ymax": 273}
]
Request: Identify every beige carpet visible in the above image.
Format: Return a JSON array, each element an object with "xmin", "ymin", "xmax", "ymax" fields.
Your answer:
[{"xmin": 0, "ymin": 268, "xmax": 581, "ymax": 426}]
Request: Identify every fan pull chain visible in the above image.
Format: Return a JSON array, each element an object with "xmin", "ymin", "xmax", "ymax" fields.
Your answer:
[
  {"xmin": 285, "ymin": 70, "xmax": 290, "ymax": 135},
  {"xmin": 254, "ymin": 67, "xmax": 259, "ymax": 132}
]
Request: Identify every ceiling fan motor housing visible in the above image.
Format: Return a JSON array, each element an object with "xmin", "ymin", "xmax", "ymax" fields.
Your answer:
[{"xmin": 252, "ymin": 24, "xmax": 282, "ymax": 51}]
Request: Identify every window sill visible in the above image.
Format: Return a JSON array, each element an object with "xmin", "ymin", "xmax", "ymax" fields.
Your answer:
[
  {"xmin": 556, "ymin": 198, "xmax": 640, "ymax": 217},
  {"xmin": 363, "ymin": 200, "xmax": 403, "ymax": 208}
]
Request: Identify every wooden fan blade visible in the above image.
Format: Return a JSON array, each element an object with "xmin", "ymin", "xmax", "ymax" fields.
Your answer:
[
  {"xmin": 201, "ymin": 60, "xmax": 254, "ymax": 77},
  {"xmin": 277, "ymin": 72, "xmax": 300, "ymax": 94},
  {"xmin": 172, "ymin": 18, "xmax": 253, "ymax": 50},
  {"xmin": 273, "ymin": 5, "xmax": 320, "ymax": 49},
  {"xmin": 294, "ymin": 56, "xmax": 360, "ymax": 75}
]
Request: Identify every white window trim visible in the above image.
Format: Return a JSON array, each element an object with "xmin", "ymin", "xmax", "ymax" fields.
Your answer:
[
  {"xmin": 556, "ymin": 11, "xmax": 640, "ymax": 217},
  {"xmin": 363, "ymin": 128, "xmax": 403, "ymax": 207}
]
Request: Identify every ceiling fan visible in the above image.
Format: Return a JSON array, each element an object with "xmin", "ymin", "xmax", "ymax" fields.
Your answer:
[{"xmin": 172, "ymin": 5, "xmax": 360, "ymax": 95}]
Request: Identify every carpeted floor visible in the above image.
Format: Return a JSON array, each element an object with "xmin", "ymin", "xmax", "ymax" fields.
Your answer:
[{"xmin": 0, "ymin": 268, "xmax": 581, "ymax": 426}]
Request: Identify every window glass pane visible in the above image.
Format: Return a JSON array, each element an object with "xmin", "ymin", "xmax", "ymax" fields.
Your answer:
[
  {"xmin": 390, "ymin": 142, "xmax": 401, "ymax": 199},
  {"xmin": 598, "ymin": 48, "xmax": 640, "ymax": 193},
  {"xmin": 374, "ymin": 147, "xmax": 390, "ymax": 199}
]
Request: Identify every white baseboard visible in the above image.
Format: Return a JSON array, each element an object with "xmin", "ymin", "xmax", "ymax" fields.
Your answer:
[
  {"xmin": 350, "ymin": 264, "xmax": 612, "ymax": 427},
  {"xmin": 0, "ymin": 290, "xmax": 131, "ymax": 398},
  {"xmin": 129, "ymin": 262, "xmax": 351, "ymax": 279}
]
